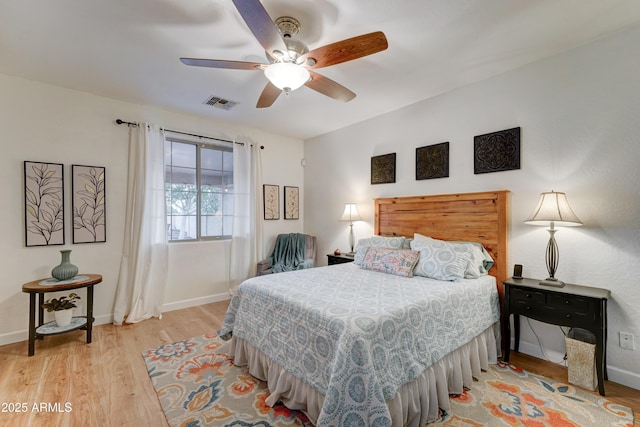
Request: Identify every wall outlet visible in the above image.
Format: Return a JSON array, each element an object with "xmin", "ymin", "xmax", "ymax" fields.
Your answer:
[{"xmin": 619, "ymin": 332, "xmax": 635, "ymax": 350}]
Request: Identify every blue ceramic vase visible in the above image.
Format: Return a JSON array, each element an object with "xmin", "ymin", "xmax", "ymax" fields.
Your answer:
[{"xmin": 51, "ymin": 250, "xmax": 78, "ymax": 281}]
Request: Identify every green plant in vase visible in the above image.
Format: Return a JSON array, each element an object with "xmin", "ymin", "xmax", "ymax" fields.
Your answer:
[
  {"xmin": 42, "ymin": 293, "xmax": 81, "ymax": 327},
  {"xmin": 41, "ymin": 293, "xmax": 81, "ymax": 312}
]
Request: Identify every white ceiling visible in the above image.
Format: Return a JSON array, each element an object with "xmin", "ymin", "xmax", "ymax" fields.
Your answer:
[{"xmin": 2, "ymin": 0, "xmax": 640, "ymax": 140}]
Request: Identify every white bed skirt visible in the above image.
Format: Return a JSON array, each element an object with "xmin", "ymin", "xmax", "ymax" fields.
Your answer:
[{"xmin": 227, "ymin": 322, "xmax": 499, "ymax": 426}]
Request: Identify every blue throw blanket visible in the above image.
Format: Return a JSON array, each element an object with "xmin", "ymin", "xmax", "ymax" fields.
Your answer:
[{"xmin": 269, "ymin": 233, "xmax": 312, "ymax": 273}]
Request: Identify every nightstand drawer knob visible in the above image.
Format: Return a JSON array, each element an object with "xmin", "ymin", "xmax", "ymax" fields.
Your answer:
[
  {"xmin": 525, "ymin": 293, "xmax": 531, "ymax": 298},
  {"xmin": 526, "ymin": 306, "xmax": 531, "ymax": 310},
  {"xmin": 565, "ymin": 300, "xmax": 570, "ymax": 305},
  {"xmin": 566, "ymin": 314, "xmax": 571, "ymax": 318}
]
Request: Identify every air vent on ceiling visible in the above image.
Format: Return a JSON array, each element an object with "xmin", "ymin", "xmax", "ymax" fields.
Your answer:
[{"xmin": 204, "ymin": 95, "xmax": 238, "ymax": 111}]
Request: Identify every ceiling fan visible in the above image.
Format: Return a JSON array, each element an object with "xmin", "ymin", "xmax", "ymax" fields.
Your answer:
[{"xmin": 180, "ymin": 0, "xmax": 388, "ymax": 108}]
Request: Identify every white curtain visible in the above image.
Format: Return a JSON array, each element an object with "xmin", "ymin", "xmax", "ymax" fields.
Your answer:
[
  {"xmin": 113, "ymin": 123, "xmax": 168, "ymax": 325},
  {"xmin": 229, "ymin": 138, "xmax": 264, "ymax": 293}
]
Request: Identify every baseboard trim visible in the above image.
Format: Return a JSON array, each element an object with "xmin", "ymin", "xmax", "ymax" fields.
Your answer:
[
  {"xmin": 513, "ymin": 338, "xmax": 568, "ymax": 365},
  {"xmin": 0, "ymin": 330, "xmax": 28, "ymax": 347},
  {"xmin": 161, "ymin": 293, "xmax": 231, "ymax": 313},
  {"xmin": 606, "ymin": 365, "xmax": 640, "ymax": 391},
  {"xmin": 514, "ymin": 338, "xmax": 640, "ymax": 391},
  {"xmin": 0, "ymin": 294, "xmax": 231, "ymax": 347}
]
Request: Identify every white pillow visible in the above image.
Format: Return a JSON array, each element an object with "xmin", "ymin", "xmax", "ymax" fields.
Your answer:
[
  {"xmin": 450, "ymin": 242, "xmax": 494, "ymax": 278},
  {"xmin": 415, "ymin": 233, "xmax": 494, "ymax": 278},
  {"xmin": 410, "ymin": 238, "xmax": 471, "ymax": 281}
]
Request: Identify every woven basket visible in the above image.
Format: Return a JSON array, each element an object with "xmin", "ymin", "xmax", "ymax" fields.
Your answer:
[{"xmin": 565, "ymin": 336, "xmax": 597, "ymax": 391}]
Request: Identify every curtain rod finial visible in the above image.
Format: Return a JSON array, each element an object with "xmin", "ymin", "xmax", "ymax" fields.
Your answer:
[{"xmin": 115, "ymin": 119, "xmax": 139, "ymax": 127}]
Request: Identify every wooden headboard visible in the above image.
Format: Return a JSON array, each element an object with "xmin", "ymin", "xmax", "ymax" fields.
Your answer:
[{"xmin": 374, "ymin": 190, "xmax": 510, "ymax": 289}]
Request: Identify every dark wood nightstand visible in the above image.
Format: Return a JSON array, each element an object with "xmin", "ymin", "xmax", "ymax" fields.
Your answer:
[
  {"xmin": 502, "ymin": 277, "xmax": 610, "ymax": 395},
  {"xmin": 327, "ymin": 253, "xmax": 355, "ymax": 265}
]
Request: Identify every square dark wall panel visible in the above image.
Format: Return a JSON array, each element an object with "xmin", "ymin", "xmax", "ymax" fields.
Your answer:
[
  {"xmin": 371, "ymin": 153, "xmax": 396, "ymax": 185},
  {"xmin": 474, "ymin": 127, "xmax": 521, "ymax": 174},
  {"xmin": 416, "ymin": 142, "xmax": 449, "ymax": 180}
]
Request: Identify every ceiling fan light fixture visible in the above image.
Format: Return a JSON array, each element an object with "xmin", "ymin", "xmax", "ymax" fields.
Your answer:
[
  {"xmin": 264, "ymin": 62, "xmax": 310, "ymax": 92},
  {"xmin": 181, "ymin": 2, "xmax": 388, "ymax": 108}
]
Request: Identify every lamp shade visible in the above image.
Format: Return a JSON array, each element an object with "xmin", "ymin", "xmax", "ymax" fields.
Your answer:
[
  {"xmin": 264, "ymin": 62, "xmax": 310, "ymax": 92},
  {"xmin": 340, "ymin": 203, "xmax": 362, "ymax": 222},
  {"xmin": 524, "ymin": 191, "xmax": 582, "ymax": 226}
]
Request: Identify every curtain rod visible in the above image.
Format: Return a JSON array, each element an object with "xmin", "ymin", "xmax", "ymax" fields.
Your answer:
[{"xmin": 115, "ymin": 119, "xmax": 264, "ymax": 149}]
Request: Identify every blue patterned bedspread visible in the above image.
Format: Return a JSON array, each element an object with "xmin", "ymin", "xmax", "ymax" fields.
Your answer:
[{"xmin": 219, "ymin": 263, "xmax": 500, "ymax": 426}]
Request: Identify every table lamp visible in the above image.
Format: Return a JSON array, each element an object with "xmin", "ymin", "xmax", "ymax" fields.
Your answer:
[
  {"xmin": 524, "ymin": 191, "xmax": 582, "ymax": 287},
  {"xmin": 340, "ymin": 203, "xmax": 362, "ymax": 255}
]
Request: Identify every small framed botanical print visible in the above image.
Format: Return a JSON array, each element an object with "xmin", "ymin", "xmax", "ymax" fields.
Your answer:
[
  {"xmin": 24, "ymin": 161, "xmax": 64, "ymax": 246},
  {"xmin": 263, "ymin": 184, "xmax": 279, "ymax": 220},
  {"xmin": 284, "ymin": 186, "xmax": 299, "ymax": 220},
  {"xmin": 72, "ymin": 164, "xmax": 106, "ymax": 243}
]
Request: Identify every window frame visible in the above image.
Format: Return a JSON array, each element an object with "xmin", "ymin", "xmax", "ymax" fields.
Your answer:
[{"xmin": 165, "ymin": 136, "xmax": 233, "ymax": 242}]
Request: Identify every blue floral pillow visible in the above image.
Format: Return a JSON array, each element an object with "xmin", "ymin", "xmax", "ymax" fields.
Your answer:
[{"xmin": 361, "ymin": 247, "xmax": 420, "ymax": 277}]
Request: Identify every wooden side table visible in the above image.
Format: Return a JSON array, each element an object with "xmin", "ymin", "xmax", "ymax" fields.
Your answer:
[{"xmin": 22, "ymin": 274, "xmax": 102, "ymax": 356}]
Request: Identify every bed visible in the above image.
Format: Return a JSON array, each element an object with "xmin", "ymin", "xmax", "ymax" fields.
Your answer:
[{"xmin": 219, "ymin": 190, "xmax": 509, "ymax": 426}]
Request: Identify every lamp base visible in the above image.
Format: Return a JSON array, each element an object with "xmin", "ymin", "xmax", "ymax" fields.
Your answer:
[{"xmin": 539, "ymin": 278, "xmax": 565, "ymax": 287}]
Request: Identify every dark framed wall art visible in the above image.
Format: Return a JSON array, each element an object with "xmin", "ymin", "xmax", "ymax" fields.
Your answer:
[
  {"xmin": 474, "ymin": 127, "xmax": 521, "ymax": 174},
  {"xmin": 72, "ymin": 165, "xmax": 106, "ymax": 243},
  {"xmin": 284, "ymin": 186, "xmax": 299, "ymax": 220},
  {"xmin": 416, "ymin": 142, "xmax": 449, "ymax": 180},
  {"xmin": 371, "ymin": 153, "xmax": 396, "ymax": 185},
  {"xmin": 24, "ymin": 161, "xmax": 65, "ymax": 247},
  {"xmin": 263, "ymin": 184, "xmax": 279, "ymax": 220}
]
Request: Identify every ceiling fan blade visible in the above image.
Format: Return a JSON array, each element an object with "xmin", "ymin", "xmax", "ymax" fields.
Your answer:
[
  {"xmin": 180, "ymin": 58, "xmax": 265, "ymax": 70},
  {"xmin": 232, "ymin": 0, "xmax": 289, "ymax": 61},
  {"xmin": 256, "ymin": 81, "xmax": 282, "ymax": 108},
  {"xmin": 305, "ymin": 71, "xmax": 356, "ymax": 102},
  {"xmin": 300, "ymin": 31, "xmax": 388, "ymax": 69}
]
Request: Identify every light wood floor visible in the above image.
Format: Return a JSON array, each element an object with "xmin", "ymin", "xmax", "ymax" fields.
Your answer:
[{"xmin": 0, "ymin": 300, "xmax": 638, "ymax": 427}]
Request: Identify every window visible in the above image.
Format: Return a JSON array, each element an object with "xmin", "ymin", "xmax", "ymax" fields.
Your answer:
[{"xmin": 165, "ymin": 138, "xmax": 233, "ymax": 241}]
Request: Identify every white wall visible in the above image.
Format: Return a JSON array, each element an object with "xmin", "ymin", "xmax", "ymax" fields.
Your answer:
[
  {"xmin": 0, "ymin": 74, "xmax": 304, "ymax": 345},
  {"xmin": 304, "ymin": 25, "xmax": 640, "ymax": 389}
]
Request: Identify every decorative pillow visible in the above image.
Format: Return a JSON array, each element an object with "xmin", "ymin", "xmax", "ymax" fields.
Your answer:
[
  {"xmin": 354, "ymin": 236, "xmax": 406, "ymax": 265},
  {"xmin": 361, "ymin": 247, "xmax": 420, "ymax": 277},
  {"xmin": 477, "ymin": 244, "xmax": 495, "ymax": 271},
  {"xmin": 415, "ymin": 233, "xmax": 494, "ymax": 279},
  {"xmin": 450, "ymin": 241, "xmax": 495, "ymax": 278},
  {"xmin": 402, "ymin": 238, "xmax": 413, "ymax": 249},
  {"xmin": 353, "ymin": 238, "xmax": 371, "ymax": 265},
  {"xmin": 370, "ymin": 235, "xmax": 406, "ymax": 248},
  {"xmin": 410, "ymin": 238, "xmax": 471, "ymax": 281}
]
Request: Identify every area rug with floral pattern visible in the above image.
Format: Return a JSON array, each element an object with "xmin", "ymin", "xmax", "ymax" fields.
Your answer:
[
  {"xmin": 142, "ymin": 333, "xmax": 634, "ymax": 427},
  {"xmin": 437, "ymin": 361, "xmax": 633, "ymax": 426}
]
